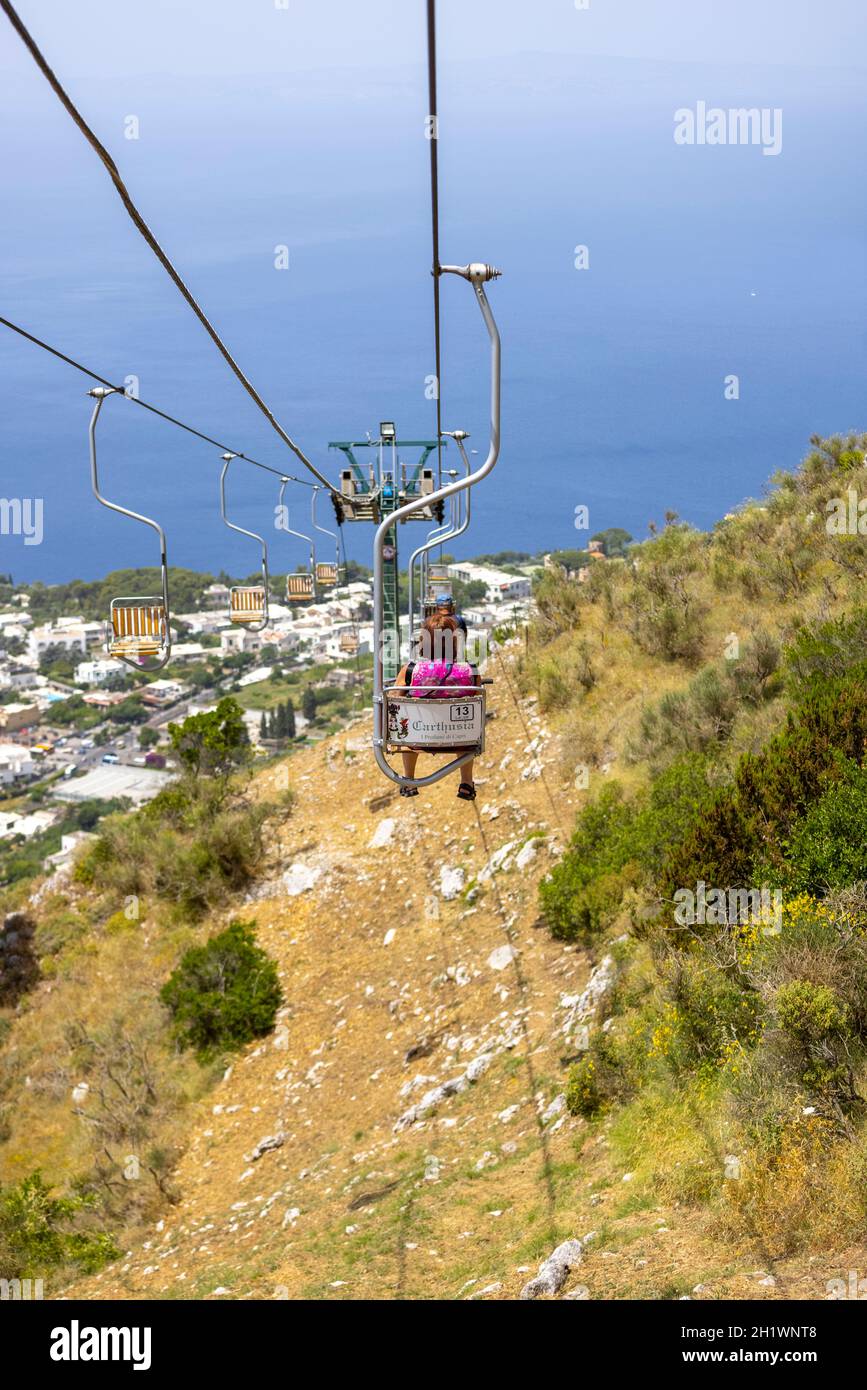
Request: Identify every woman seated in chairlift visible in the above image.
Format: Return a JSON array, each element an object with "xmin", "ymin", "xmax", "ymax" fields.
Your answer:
[{"xmin": 394, "ymin": 611, "xmax": 481, "ymax": 801}]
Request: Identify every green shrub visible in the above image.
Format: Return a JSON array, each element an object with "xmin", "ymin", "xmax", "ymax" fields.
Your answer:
[
  {"xmin": 159, "ymin": 919, "xmax": 282, "ymax": 1058},
  {"xmin": 76, "ymin": 789, "xmax": 272, "ymax": 918},
  {"xmin": 566, "ymin": 1055, "xmax": 604, "ymax": 1117},
  {"xmin": 784, "ymin": 611, "xmax": 867, "ymax": 698},
  {"xmin": 659, "ymin": 666, "xmax": 867, "ymax": 907},
  {"xmin": 540, "ymin": 783, "xmax": 639, "ymax": 940},
  {"xmin": 624, "ymin": 523, "xmax": 707, "ymax": 663},
  {"xmin": 541, "ymin": 759, "xmax": 713, "ymax": 940},
  {"xmin": 655, "ymin": 954, "xmax": 764, "ymax": 1072},
  {"xmin": 773, "ymin": 980, "xmax": 854, "ymax": 1097},
  {"xmin": 776, "ymin": 980, "xmax": 848, "ymax": 1046},
  {"xmin": 0, "ymin": 1172, "xmax": 119, "ymax": 1278},
  {"xmin": 530, "ymin": 568, "xmax": 584, "ymax": 643},
  {"xmin": 782, "ymin": 760, "xmax": 867, "ymax": 893}
]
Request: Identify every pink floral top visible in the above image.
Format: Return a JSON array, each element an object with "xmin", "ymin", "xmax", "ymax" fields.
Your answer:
[{"xmin": 407, "ymin": 659, "xmax": 476, "ymax": 698}]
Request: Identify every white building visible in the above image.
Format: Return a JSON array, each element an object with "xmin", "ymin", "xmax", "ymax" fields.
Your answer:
[
  {"xmin": 446, "ymin": 563, "xmax": 531, "ymax": 603},
  {"xmin": 28, "ymin": 623, "xmax": 89, "ymax": 662},
  {"xmin": 0, "ymin": 743, "xmax": 35, "ymax": 783},
  {"xmin": 203, "ymin": 583, "xmax": 231, "ymax": 607},
  {"xmin": 221, "ymin": 628, "xmax": 260, "ymax": 655},
  {"xmin": 169, "ymin": 642, "xmax": 208, "ymax": 663},
  {"xmin": 173, "ymin": 611, "xmax": 228, "ymax": 636},
  {"xmin": 141, "ymin": 677, "xmax": 189, "ymax": 706},
  {"xmin": 0, "ymin": 610, "xmax": 33, "ymax": 630},
  {"xmin": 75, "ymin": 658, "xmax": 119, "ymax": 687},
  {"xmin": 0, "ymin": 808, "xmax": 56, "ymax": 840}
]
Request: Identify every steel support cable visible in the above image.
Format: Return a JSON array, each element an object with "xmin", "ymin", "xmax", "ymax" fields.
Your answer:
[
  {"xmin": 0, "ymin": 314, "xmax": 319, "ymax": 488},
  {"xmin": 426, "ymin": 0, "xmax": 443, "ymax": 490},
  {"xmin": 471, "ymin": 800, "xmax": 557, "ymax": 1221},
  {"xmin": 493, "ymin": 645, "xmax": 569, "ymax": 837},
  {"xmin": 0, "ymin": 0, "xmax": 337, "ymax": 496}
]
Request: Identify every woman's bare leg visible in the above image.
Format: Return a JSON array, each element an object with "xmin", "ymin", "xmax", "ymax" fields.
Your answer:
[
  {"xmin": 461, "ymin": 757, "xmax": 475, "ymax": 786},
  {"xmin": 401, "ymin": 750, "xmax": 419, "ymax": 779}
]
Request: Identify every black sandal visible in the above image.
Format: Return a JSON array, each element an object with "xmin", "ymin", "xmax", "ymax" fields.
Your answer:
[
  {"xmin": 457, "ymin": 782, "xmax": 476, "ymax": 801},
  {"xmin": 400, "ymin": 785, "xmax": 419, "ymax": 797}
]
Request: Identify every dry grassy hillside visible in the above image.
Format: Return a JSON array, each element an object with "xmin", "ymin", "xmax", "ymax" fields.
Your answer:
[
  {"xmin": 7, "ymin": 436, "xmax": 867, "ymax": 1300},
  {"xmin": 6, "ymin": 665, "xmax": 848, "ymax": 1301}
]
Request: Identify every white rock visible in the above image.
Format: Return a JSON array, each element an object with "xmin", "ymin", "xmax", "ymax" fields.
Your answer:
[
  {"xmin": 559, "ymin": 955, "xmax": 618, "ymax": 1042},
  {"xmin": 520, "ymin": 1238, "xmax": 583, "ymax": 1300},
  {"xmin": 71, "ymin": 1082, "xmax": 89, "ymax": 1106},
  {"xmin": 465, "ymin": 1052, "xmax": 493, "ymax": 1082},
  {"xmin": 515, "ymin": 839, "xmax": 539, "ymax": 870},
  {"xmin": 487, "ymin": 944, "xmax": 517, "ymax": 972},
  {"xmin": 246, "ymin": 1133, "xmax": 286, "ymax": 1162},
  {"xmin": 369, "ymin": 818, "xmax": 396, "ymax": 849},
  {"xmin": 283, "ymin": 863, "xmax": 322, "ymax": 896},
  {"xmin": 439, "ymin": 865, "xmax": 465, "ymax": 901},
  {"xmin": 383, "ymin": 928, "xmax": 396, "ymax": 946},
  {"xmin": 541, "ymin": 1094, "xmax": 566, "ymax": 1124}
]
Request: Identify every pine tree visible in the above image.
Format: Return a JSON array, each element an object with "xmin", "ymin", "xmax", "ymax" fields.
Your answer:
[
  {"xmin": 259, "ymin": 711, "xmax": 268, "ymax": 741},
  {"xmin": 285, "ymin": 696, "xmax": 296, "ymax": 738},
  {"xmin": 302, "ymin": 686, "xmax": 317, "ymax": 723}
]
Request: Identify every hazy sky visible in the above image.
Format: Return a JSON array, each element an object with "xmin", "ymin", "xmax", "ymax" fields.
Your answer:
[
  {"xmin": 1, "ymin": 0, "xmax": 864, "ymax": 79},
  {"xmin": 2, "ymin": 2, "xmax": 866, "ymax": 582}
]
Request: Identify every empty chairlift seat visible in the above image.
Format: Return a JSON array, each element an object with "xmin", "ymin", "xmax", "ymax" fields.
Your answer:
[
  {"xmin": 87, "ymin": 386, "xmax": 172, "ymax": 673},
  {"xmin": 315, "ymin": 562, "xmax": 338, "ymax": 586},
  {"xmin": 109, "ymin": 597, "xmax": 169, "ymax": 661},
  {"xmin": 230, "ymin": 585, "xmax": 267, "ymax": 624},
  {"xmin": 286, "ymin": 573, "xmax": 315, "ymax": 602}
]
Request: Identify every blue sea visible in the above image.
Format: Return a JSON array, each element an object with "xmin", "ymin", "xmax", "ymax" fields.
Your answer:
[{"xmin": 1, "ymin": 50, "xmax": 866, "ymax": 583}]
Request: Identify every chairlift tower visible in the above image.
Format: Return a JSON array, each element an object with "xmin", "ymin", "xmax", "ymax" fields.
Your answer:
[{"xmin": 328, "ymin": 422, "xmax": 447, "ymax": 682}]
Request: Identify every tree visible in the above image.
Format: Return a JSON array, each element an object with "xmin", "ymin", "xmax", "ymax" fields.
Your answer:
[
  {"xmin": 168, "ymin": 697, "xmax": 250, "ymax": 781},
  {"xmin": 302, "ymin": 687, "xmax": 317, "ymax": 723},
  {"xmin": 591, "ymin": 527, "xmax": 633, "ymax": 558},
  {"xmin": 284, "ymin": 696, "xmax": 296, "ymax": 739},
  {"xmin": 138, "ymin": 725, "xmax": 160, "ymax": 750},
  {"xmin": 159, "ymin": 919, "xmax": 283, "ymax": 1058},
  {"xmin": 259, "ymin": 711, "xmax": 268, "ymax": 741}
]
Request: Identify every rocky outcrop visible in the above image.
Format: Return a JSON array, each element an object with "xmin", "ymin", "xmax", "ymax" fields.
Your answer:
[{"xmin": 520, "ymin": 1238, "xmax": 584, "ymax": 1299}]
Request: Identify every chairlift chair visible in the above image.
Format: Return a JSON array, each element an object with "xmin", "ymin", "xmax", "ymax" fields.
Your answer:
[
  {"xmin": 286, "ymin": 572, "xmax": 315, "ymax": 602},
  {"xmin": 372, "ymin": 264, "xmax": 501, "ymax": 788},
  {"xmin": 87, "ymin": 387, "xmax": 172, "ymax": 672},
  {"xmin": 220, "ymin": 454, "xmax": 269, "ymax": 632},
  {"xmin": 311, "ymin": 486, "xmax": 340, "ymax": 587},
  {"xmin": 384, "ymin": 679, "xmax": 489, "ymax": 759},
  {"xmin": 278, "ymin": 478, "xmax": 317, "ymax": 603}
]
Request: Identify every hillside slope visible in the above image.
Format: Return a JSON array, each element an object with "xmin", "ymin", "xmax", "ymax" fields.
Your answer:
[
  {"xmin": 53, "ymin": 655, "xmax": 858, "ymax": 1302},
  {"xmin": 58, "ymin": 664, "xmax": 601, "ymax": 1300},
  {"xmin": 9, "ymin": 435, "xmax": 867, "ymax": 1300}
]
